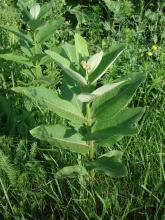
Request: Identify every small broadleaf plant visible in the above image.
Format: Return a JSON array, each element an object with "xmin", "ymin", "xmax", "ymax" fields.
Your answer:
[
  {"xmin": 13, "ymin": 34, "xmax": 146, "ymax": 178},
  {"xmin": 0, "ymin": 0, "xmax": 63, "ymax": 81}
]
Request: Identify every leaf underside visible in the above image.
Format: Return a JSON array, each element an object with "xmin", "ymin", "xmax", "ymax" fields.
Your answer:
[
  {"xmin": 89, "ymin": 44, "xmax": 125, "ymax": 84},
  {"xmin": 54, "ymin": 165, "xmax": 88, "ymax": 178},
  {"xmin": 87, "ymin": 150, "xmax": 127, "ymax": 177},
  {"xmin": 30, "ymin": 125, "xmax": 89, "ymax": 155},
  {"xmin": 87, "ymin": 107, "xmax": 145, "ymax": 141},
  {"xmin": 12, "ymin": 86, "xmax": 85, "ymax": 124}
]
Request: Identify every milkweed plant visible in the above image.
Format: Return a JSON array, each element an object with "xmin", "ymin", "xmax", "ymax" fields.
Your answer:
[
  {"xmin": 0, "ymin": 1, "xmax": 63, "ymax": 81},
  {"xmin": 13, "ymin": 29, "xmax": 146, "ymax": 179}
]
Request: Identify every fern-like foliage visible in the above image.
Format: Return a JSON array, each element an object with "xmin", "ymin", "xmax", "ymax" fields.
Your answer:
[{"xmin": 0, "ymin": 150, "xmax": 18, "ymax": 185}]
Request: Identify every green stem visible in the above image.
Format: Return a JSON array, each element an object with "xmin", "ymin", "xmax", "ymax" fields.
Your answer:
[
  {"xmin": 33, "ymin": 31, "xmax": 39, "ymax": 79},
  {"xmin": 86, "ymin": 102, "xmax": 95, "ymax": 179},
  {"xmin": 85, "ymin": 71, "xmax": 95, "ymax": 178},
  {"xmin": 86, "ymin": 103, "xmax": 94, "ymax": 160},
  {"xmin": 85, "ymin": 71, "xmax": 94, "ymax": 160}
]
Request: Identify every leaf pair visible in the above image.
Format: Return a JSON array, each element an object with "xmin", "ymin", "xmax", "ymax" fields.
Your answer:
[
  {"xmin": 55, "ymin": 151, "xmax": 127, "ymax": 178},
  {"xmin": 88, "ymin": 72, "xmax": 146, "ymax": 144}
]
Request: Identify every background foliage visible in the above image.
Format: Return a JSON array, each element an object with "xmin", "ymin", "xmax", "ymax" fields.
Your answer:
[{"xmin": 0, "ymin": 0, "xmax": 165, "ymax": 219}]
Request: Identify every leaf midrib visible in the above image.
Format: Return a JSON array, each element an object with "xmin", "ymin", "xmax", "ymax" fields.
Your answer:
[
  {"xmin": 34, "ymin": 132, "xmax": 88, "ymax": 147},
  {"xmin": 38, "ymin": 97, "xmax": 85, "ymax": 122}
]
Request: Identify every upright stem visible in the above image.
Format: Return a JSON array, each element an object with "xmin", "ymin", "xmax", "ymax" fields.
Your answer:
[
  {"xmin": 85, "ymin": 71, "xmax": 94, "ymax": 160},
  {"xmin": 86, "ymin": 103, "xmax": 94, "ymax": 160},
  {"xmin": 33, "ymin": 31, "xmax": 39, "ymax": 79}
]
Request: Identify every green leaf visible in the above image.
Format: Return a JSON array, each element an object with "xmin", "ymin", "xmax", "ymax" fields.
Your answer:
[
  {"xmin": 27, "ymin": 19, "xmax": 45, "ymax": 31},
  {"xmin": 87, "ymin": 107, "xmax": 144, "ymax": 140},
  {"xmin": 92, "ymin": 80, "xmax": 126, "ymax": 96},
  {"xmin": 45, "ymin": 50, "xmax": 87, "ymax": 86},
  {"xmin": 46, "ymin": 50, "xmax": 70, "ymax": 66},
  {"xmin": 89, "ymin": 44, "xmax": 125, "ymax": 84},
  {"xmin": 74, "ymin": 33, "xmax": 89, "ymax": 62},
  {"xmin": 30, "ymin": 125, "xmax": 89, "ymax": 155},
  {"xmin": 38, "ymin": 3, "xmax": 51, "ymax": 19},
  {"xmin": 77, "ymin": 81, "xmax": 126, "ymax": 103},
  {"xmin": 61, "ymin": 43, "xmax": 78, "ymax": 64},
  {"xmin": 61, "ymin": 81, "xmax": 83, "ymax": 127},
  {"xmin": 17, "ymin": 0, "xmax": 32, "ymax": 21},
  {"xmin": 30, "ymin": 3, "xmax": 40, "ymax": 20},
  {"xmin": 92, "ymin": 73, "xmax": 146, "ymax": 119},
  {"xmin": 36, "ymin": 19, "xmax": 63, "ymax": 43},
  {"xmin": 97, "ymin": 136, "xmax": 123, "ymax": 146},
  {"xmin": 87, "ymin": 107, "xmax": 145, "ymax": 141},
  {"xmin": 39, "ymin": 55, "xmax": 52, "ymax": 65},
  {"xmin": 54, "ymin": 165, "xmax": 88, "ymax": 178},
  {"xmin": 61, "ymin": 80, "xmax": 82, "ymax": 108},
  {"xmin": 0, "ymin": 54, "xmax": 33, "ymax": 66},
  {"xmin": 87, "ymin": 51, "xmax": 103, "ymax": 74},
  {"xmin": 12, "ymin": 86, "xmax": 85, "ymax": 124},
  {"xmin": 21, "ymin": 69, "xmax": 34, "ymax": 79},
  {"xmin": 86, "ymin": 150, "xmax": 127, "ymax": 177},
  {"xmin": 0, "ymin": 25, "xmax": 33, "ymax": 44},
  {"xmin": 20, "ymin": 46, "xmax": 32, "ymax": 57}
]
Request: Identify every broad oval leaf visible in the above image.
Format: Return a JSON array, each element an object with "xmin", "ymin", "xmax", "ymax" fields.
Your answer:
[
  {"xmin": 87, "ymin": 107, "xmax": 145, "ymax": 141},
  {"xmin": 0, "ymin": 54, "xmax": 33, "ymax": 66},
  {"xmin": 75, "ymin": 33, "xmax": 89, "ymax": 62},
  {"xmin": 30, "ymin": 125, "xmax": 89, "ymax": 155},
  {"xmin": 61, "ymin": 43, "xmax": 78, "ymax": 64},
  {"xmin": 77, "ymin": 81, "xmax": 126, "ymax": 103},
  {"xmin": 89, "ymin": 44, "xmax": 125, "ymax": 84},
  {"xmin": 86, "ymin": 150, "xmax": 127, "ymax": 177},
  {"xmin": 36, "ymin": 19, "xmax": 63, "ymax": 43},
  {"xmin": 87, "ymin": 51, "xmax": 103, "ymax": 73},
  {"xmin": 30, "ymin": 3, "xmax": 40, "ymax": 20},
  {"xmin": 12, "ymin": 86, "xmax": 85, "ymax": 124},
  {"xmin": 92, "ymin": 80, "xmax": 126, "ymax": 97},
  {"xmin": 92, "ymin": 72, "xmax": 146, "ymax": 119},
  {"xmin": 54, "ymin": 165, "xmax": 88, "ymax": 178},
  {"xmin": 46, "ymin": 50, "xmax": 70, "ymax": 66}
]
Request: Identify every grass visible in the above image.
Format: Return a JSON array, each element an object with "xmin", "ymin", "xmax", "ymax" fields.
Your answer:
[{"xmin": 0, "ymin": 0, "xmax": 165, "ymax": 219}]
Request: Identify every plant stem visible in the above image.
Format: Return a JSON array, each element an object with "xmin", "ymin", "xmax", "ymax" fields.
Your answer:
[
  {"xmin": 33, "ymin": 31, "xmax": 39, "ymax": 79},
  {"xmin": 86, "ymin": 102, "xmax": 94, "ymax": 160},
  {"xmin": 85, "ymin": 71, "xmax": 94, "ymax": 160},
  {"xmin": 86, "ymin": 102, "xmax": 95, "ymax": 179}
]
